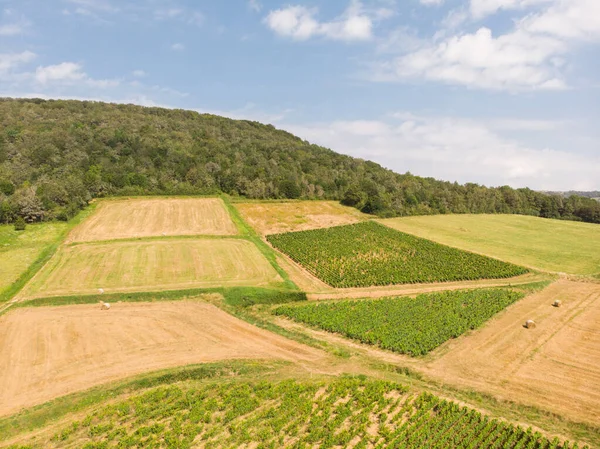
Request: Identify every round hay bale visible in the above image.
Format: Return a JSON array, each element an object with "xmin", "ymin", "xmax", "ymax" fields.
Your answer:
[
  {"xmin": 553, "ymin": 300, "xmax": 562, "ymax": 308},
  {"xmin": 98, "ymin": 288, "xmax": 104, "ymax": 294},
  {"xmin": 525, "ymin": 319, "xmax": 536, "ymax": 329}
]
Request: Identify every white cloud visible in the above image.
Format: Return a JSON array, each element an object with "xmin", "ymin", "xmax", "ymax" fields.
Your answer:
[
  {"xmin": 132, "ymin": 69, "xmax": 146, "ymax": 77},
  {"xmin": 171, "ymin": 43, "xmax": 185, "ymax": 51},
  {"xmin": 375, "ymin": 27, "xmax": 566, "ymax": 90},
  {"xmin": 0, "ymin": 23, "xmax": 23, "ymax": 35},
  {"xmin": 265, "ymin": 1, "xmax": 373, "ymax": 42},
  {"xmin": 282, "ymin": 114, "xmax": 600, "ymax": 190},
  {"xmin": 0, "ymin": 51, "xmax": 36, "ymax": 73},
  {"xmin": 520, "ymin": 0, "xmax": 600, "ymax": 41},
  {"xmin": 35, "ymin": 62, "xmax": 85, "ymax": 84},
  {"xmin": 470, "ymin": 0, "xmax": 552, "ymax": 19},
  {"xmin": 421, "ymin": 0, "xmax": 445, "ymax": 6},
  {"xmin": 248, "ymin": 0, "xmax": 262, "ymax": 12},
  {"xmin": 34, "ymin": 62, "xmax": 119, "ymax": 88}
]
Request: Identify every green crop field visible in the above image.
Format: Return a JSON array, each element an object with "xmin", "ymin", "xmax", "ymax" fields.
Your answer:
[
  {"xmin": 380, "ymin": 214, "xmax": 600, "ymax": 276},
  {"xmin": 267, "ymin": 221, "xmax": 528, "ymax": 288},
  {"xmin": 0, "ymin": 222, "xmax": 68, "ymax": 299},
  {"xmin": 7, "ymin": 376, "xmax": 581, "ymax": 449},
  {"xmin": 276, "ymin": 289, "xmax": 524, "ymax": 356}
]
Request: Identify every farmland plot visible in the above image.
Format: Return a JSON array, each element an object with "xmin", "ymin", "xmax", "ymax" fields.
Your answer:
[
  {"xmin": 67, "ymin": 198, "xmax": 237, "ymax": 243},
  {"xmin": 276, "ymin": 289, "xmax": 524, "ymax": 356},
  {"xmin": 268, "ymin": 221, "xmax": 528, "ymax": 288},
  {"xmin": 8, "ymin": 377, "xmax": 580, "ymax": 449},
  {"xmin": 20, "ymin": 239, "xmax": 282, "ymax": 298}
]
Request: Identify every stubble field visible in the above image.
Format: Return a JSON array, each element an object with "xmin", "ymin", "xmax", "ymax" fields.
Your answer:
[
  {"xmin": 67, "ymin": 198, "xmax": 237, "ymax": 243},
  {"xmin": 19, "ymin": 239, "xmax": 283, "ymax": 299},
  {"xmin": 0, "ymin": 300, "xmax": 327, "ymax": 417}
]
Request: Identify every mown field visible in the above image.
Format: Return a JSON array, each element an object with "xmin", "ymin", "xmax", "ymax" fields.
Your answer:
[
  {"xmin": 0, "ymin": 222, "xmax": 68, "ymax": 300},
  {"xmin": 276, "ymin": 289, "xmax": 524, "ymax": 356},
  {"xmin": 68, "ymin": 198, "xmax": 238, "ymax": 243},
  {"xmin": 19, "ymin": 239, "xmax": 283, "ymax": 298},
  {"xmin": 235, "ymin": 200, "xmax": 370, "ymax": 235},
  {"xmin": 268, "ymin": 221, "xmax": 528, "ymax": 288},
  {"xmin": 380, "ymin": 214, "xmax": 600, "ymax": 276},
  {"xmin": 4, "ymin": 376, "xmax": 583, "ymax": 449}
]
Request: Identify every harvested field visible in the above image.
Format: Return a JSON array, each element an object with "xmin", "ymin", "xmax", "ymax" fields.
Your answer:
[
  {"xmin": 19, "ymin": 239, "xmax": 282, "ymax": 299},
  {"xmin": 422, "ymin": 280, "xmax": 600, "ymax": 426},
  {"xmin": 67, "ymin": 198, "xmax": 237, "ymax": 242},
  {"xmin": 0, "ymin": 300, "xmax": 326, "ymax": 417},
  {"xmin": 235, "ymin": 200, "xmax": 369, "ymax": 235}
]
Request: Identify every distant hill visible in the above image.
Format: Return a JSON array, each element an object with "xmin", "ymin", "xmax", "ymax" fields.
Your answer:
[
  {"xmin": 1, "ymin": 98, "xmax": 599, "ymax": 224},
  {"xmin": 545, "ymin": 191, "xmax": 600, "ymax": 201}
]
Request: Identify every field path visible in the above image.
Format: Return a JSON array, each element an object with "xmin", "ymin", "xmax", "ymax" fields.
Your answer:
[{"xmin": 0, "ymin": 300, "xmax": 328, "ymax": 417}]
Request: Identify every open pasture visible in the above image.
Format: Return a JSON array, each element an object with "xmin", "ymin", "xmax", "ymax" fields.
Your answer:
[
  {"xmin": 6, "ymin": 377, "xmax": 578, "ymax": 449},
  {"xmin": 276, "ymin": 289, "xmax": 524, "ymax": 356},
  {"xmin": 0, "ymin": 301, "xmax": 326, "ymax": 417},
  {"xmin": 235, "ymin": 200, "xmax": 369, "ymax": 234},
  {"xmin": 423, "ymin": 280, "xmax": 600, "ymax": 427},
  {"xmin": 67, "ymin": 198, "xmax": 237, "ymax": 243},
  {"xmin": 268, "ymin": 221, "xmax": 528, "ymax": 288},
  {"xmin": 20, "ymin": 239, "xmax": 282, "ymax": 299},
  {"xmin": 380, "ymin": 214, "xmax": 600, "ymax": 276},
  {"xmin": 0, "ymin": 222, "xmax": 67, "ymax": 299}
]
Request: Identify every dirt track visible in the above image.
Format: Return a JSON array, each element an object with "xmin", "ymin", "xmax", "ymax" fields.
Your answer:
[
  {"xmin": 0, "ymin": 301, "xmax": 327, "ymax": 417},
  {"xmin": 422, "ymin": 280, "xmax": 600, "ymax": 425}
]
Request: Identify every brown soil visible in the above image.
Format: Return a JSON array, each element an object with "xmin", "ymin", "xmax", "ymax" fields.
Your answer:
[
  {"xmin": 67, "ymin": 198, "xmax": 237, "ymax": 243},
  {"xmin": 421, "ymin": 280, "xmax": 600, "ymax": 426},
  {"xmin": 0, "ymin": 300, "xmax": 327, "ymax": 417},
  {"xmin": 235, "ymin": 201, "xmax": 369, "ymax": 235}
]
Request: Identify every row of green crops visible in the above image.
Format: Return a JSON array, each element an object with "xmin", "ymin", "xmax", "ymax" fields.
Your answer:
[
  {"xmin": 9, "ymin": 377, "xmax": 586, "ymax": 449},
  {"xmin": 275, "ymin": 289, "xmax": 524, "ymax": 356},
  {"xmin": 267, "ymin": 221, "xmax": 528, "ymax": 287}
]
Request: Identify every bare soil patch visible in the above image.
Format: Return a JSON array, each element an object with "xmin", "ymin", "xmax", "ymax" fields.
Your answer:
[
  {"xmin": 236, "ymin": 201, "xmax": 369, "ymax": 235},
  {"xmin": 0, "ymin": 300, "xmax": 327, "ymax": 417},
  {"xmin": 19, "ymin": 239, "xmax": 283, "ymax": 299},
  {"xmin": 67, "ymin": 198, "xmax": 237, "ymax": 243},
  {"xmin": 421, "ymin": 280, "xmax": 600, "ymax": 426}
]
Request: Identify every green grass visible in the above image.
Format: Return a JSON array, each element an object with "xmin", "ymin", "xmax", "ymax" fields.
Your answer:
[
  {"xmin": 380, "ymin": 214, "xmax": 600, "ymax": 276},
  {"xmin": 5, "ymin": 376, "xmax": 582, "ymax": 449},
  {"xmin": 267, "ymin": 221, "xmax": 528, "ymax": 288},
  {"xmin": 0, "ymin": 206, "xmax": 96, "ymax": 304},
  {"xmin": 275, "ymin": 289, "xmax": 524, "ymax": 356}
]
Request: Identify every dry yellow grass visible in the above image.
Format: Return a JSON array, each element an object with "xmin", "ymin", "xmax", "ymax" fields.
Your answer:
[
  {"xmin": 67, "ymin": 198, "xmax": 237, "ymax": 243},
  {"xmin": 19, "ymin": 239, "xmax": 283, "ymax": 299},
  {"xmin": 236, "ymin": 200, "xmax": 370, "ymax": 235}
]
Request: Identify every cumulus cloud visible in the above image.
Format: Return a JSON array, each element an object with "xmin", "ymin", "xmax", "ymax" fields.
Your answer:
[
  {"xmin": 248, "ymin": 0, "xmax": 262, "ymax": 12},
  {"xmin": 34, "ymin": 62, "xmax": 119, "ymax": 88},
  {"xmin": 421, "ymin": 0, "xmax": 445, "ymax": 6},
  {"xmin": 264, "ymin": 1, "xmax": 374, "ymax": 42},
  {"xmin": 372, "ymin": 0, "xmax": 600, "ymax": 90},
  {"xmin": 376, "ymin": 27, "xmax": 567, "ymax": 90},
  {"xmin": 0, "ymin": 51, "xmax": 36, "ymax": 73},
  {"xmin": 282, "ymin": 114, "xmax": 600, "ymax": 190},
  {"xmin": 470, "ymin": 0, "xmax": 553, "ymax": 19}
]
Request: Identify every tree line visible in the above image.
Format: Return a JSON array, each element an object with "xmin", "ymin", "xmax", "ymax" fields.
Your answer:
[{"xmin": 1, "ymin": 98, "xmax": 598, "ymax": 225}]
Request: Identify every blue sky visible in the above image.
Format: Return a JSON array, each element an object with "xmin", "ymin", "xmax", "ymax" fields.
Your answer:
[{"xmin": 1, "ymin": 0, "xmax": 598, "ymax": 190}]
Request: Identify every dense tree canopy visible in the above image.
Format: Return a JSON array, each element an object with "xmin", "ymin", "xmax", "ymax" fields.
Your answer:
[{"xmin": 1, "ymin": 98, "xmax": 598, "ymax": 224}]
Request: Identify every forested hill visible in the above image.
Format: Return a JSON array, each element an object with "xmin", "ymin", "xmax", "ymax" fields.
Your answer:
[{"xmin": 1, "ymin": 98, "xmax": 599, "ymax": 224}]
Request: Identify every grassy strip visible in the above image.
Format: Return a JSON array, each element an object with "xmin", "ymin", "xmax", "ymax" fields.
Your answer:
[
  {"xmin": 222, "ymin": 195, "xmax": 299, "ymax": 291},
  {"xmin": 0, "ymin": 205, "xmax": 97, "ymax": 304},
  {"xmin": 0, "ymin": 360, "xmax": 280, "ymax": 443},
  {"xmin": 6, "ymin": 287, "xmax": 306, "ymax": 314}
]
